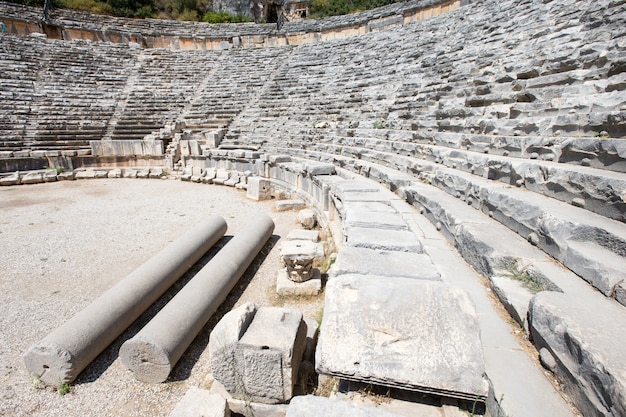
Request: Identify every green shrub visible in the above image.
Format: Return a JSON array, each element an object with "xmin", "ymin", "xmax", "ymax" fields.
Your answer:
[{"xmin": 202, "ymin": 11, "xmax": 251, "ymax": 23}]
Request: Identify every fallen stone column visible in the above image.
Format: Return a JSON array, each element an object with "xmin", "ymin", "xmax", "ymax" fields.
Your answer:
[
  {"xmin": 23, "ymin": 216, "xmax": 228, "ymax": 386},
  {"xmin": 120, "ymin": 212, "xmax": 275, "ymax": 383}
]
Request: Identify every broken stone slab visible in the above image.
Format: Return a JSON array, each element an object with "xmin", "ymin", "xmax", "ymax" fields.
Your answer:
[
  {"xmin": 276, "ymin": 268, "xmax": 322, "ymax": 296},
  {"xmin": 529, "ymin": 291, "xmax": 626, "ymax": 417},
  {"xmin": 247, "ymin": 177, "xmax": 272, "ymax": 200},
  {"xmin": 302, "ymin": 161, "xmax": 336, "ymax": 176},
  {"xmin": 57, "ymin": 171, "xmax": 75, "ymax": 181},
  {"xmin": 329, "ymin": 247, "xmax": 440, "ymax": 281},
  {"xmin": 280, "ymin": 240, "xmax": 324, "ymax": 282},
  {"xmin": 137, "ymin": 168, "xmax": 150, "ymax": 178},
  {"xmin": 316, "ymin": 275, "xmax": 489, "ymax": 401},
  {"xmin": 74, "ymin": 170, "xmax": 94, "ymax": 180},
  {"xmin": 0, "ymin": 172, "xmax": 20, "ymax": 186},
  {"xmin": 268, "ymin": 155, "xmax": 292, "ymax": 164},
  {"xmin": 168, "ymin": 387, "xmax": 229, "ymax": 417},
  {"xmin": 286, "ymin": 395, "xmax": 405, "ymax": 417},
  {"xmin": 297, "ymin": 208, "xmax": 317, "ymax": 230},
  {"xmin": 209, "ymin": 379, "xmax": 289, "ymax": 417},
  {"xmin": 344, "ymin": 209, "xmax": 408, "ymax": 231},
  {"xmin": 224, "ymin": 172, "xmax": 241, "ymax": 187},
  {"xmin": 275, "ymin": 199, "xmax": 306, "ymax": 212},
  {"xmin": 21, "ymin": 171, "xmax": 44, "ymax": 184},
  {"xmin": 345, "ymin": 227, "xmax": 423, "ymax": 253},
  {"xmin": 343, "ymin": 201, "xmax": 398, "ymax": 213},
  {"xmin": 149, "ymin": 167, "xmax": 164, "ymax": 178},
  {"xmin": 107, "ymin": 169, "xmax": 122, "ymax": 178},
  {"xmin": 124, "ymin": 169, "xmax": 138, "ymax": 179},
  {"xmin": 332, "ymin": 180, "xmax": 381, "ymax": 194},
  {"xmin": 285, "ymin": 230, "xmax": 319, "ymax": 242},
  {"xmin": 210, "ymin": 303, "xmax": 307, "ymax": 404},
  {"xmin": 43, "ymin": 170, "xmax": 58, "ymax": 182}
]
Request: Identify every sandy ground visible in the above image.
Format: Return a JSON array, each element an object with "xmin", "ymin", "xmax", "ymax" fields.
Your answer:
[{"xmin": 0, "ymin": 178, "xmax": 325, "ymax": 417}]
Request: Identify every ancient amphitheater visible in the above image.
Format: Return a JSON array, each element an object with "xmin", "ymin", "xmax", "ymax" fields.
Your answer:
[{"xmin": 1, "ymin": 0, "xmax": 625, "ymax": 416}]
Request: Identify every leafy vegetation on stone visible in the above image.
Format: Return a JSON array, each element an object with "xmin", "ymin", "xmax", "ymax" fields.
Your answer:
[{"xmin": 6, "ymin": 0, "xmax": 403, "ymax": 21}]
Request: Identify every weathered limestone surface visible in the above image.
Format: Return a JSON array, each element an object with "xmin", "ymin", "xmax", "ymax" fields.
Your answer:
[
  {"xmin": 329, "ymin": 246, "xmax": 440, "ymax": 281},
  {"xmin": 286, "ymin": 395, "xmax": 404, "ymax": 417},
  {"xmin": 168, "ymin": 387, "xmax": 229, "ymax": 417},
  {"xmin": 316, "ymin": 274, "xmax": 488, "ymax": 400},
  {"xmin": 529, "ymin": 292, "xmax": 626, "ymax": 417},
  {"xmin": 210, "ymin": 303, "xmax": 307, "ymax": 404},
  {"xmin": 345, "ymin": 227, "xmax": 423, "ymax": 252},
  {"xmin": 279, "ymin": 239, "xmax": 323, "ymax": 282}
]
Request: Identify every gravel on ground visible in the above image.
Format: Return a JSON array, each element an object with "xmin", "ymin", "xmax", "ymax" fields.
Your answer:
[{"xmin": 0, "ymin": 178, "xmax": 325, "ymax": 417}]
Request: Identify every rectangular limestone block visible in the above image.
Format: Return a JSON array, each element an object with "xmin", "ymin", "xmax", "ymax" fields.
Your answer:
[
  {"xmin": 247, "ymin": 177, "xmax": 272, "ymax": 200},
  {"xmin": 316, "ymin": 275, "xmax": 489, "ymax": 401},
  {"xmin": 330, "ymin": 247, "xmax": 440, "ymax": 281},
  {"xmin": 237, "ymin": 307, "xmax": 307, "ymax": 404}
]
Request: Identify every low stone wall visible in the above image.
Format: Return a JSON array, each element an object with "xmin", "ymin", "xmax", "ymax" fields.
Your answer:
[{"xmin": 0, "ymin": 0, "xmax": 463, "ymax": 50}]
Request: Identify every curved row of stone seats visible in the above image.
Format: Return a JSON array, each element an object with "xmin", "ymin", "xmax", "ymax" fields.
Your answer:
[
  {"xmin": 227, "ymin": 0, "xmax": 626, "ymax": 145},
  {"xmin": 105, "ymin": 49, "xmax": 219, "ymax": 141},
  {"xmin": 180, "ymin": 46, "xmax": 292, "ymax": 136},
  {"xmin": 0, "ymin": 0, "xmax": 461, "ymax": 48},
  {"xmin": 194, "ymin": 138, "xmax": 624, "ymax": 416},
  {"xmin": 248, "ymin": 155, "xmax": 581, "ymax": 416},
  {"xmin": 0, "ymin": 33, "xmax": 138, "ymax": 151}
]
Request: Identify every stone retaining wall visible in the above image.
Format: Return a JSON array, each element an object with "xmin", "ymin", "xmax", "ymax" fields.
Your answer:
[{"xmin": 0, "ymin": 0, "xmax": 463, "ymax": 49}]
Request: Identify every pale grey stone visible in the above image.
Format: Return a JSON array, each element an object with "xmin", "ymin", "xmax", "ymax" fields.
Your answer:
[
  {"xmin": 210, "ymin": 304, "xmax": 307, "ymax": 404},
  {"xmin": 275, "ymin": 199, "xmax": 306, "ymax": 212},
  {"xmin": 303, "ymin": 161, "xmax": 335, "ymax": 176},
  {"xmin": 276, "ymin": 268, "xmax": 321, "ymax": 297},
  {"xmin": 285, "ymin": 230, "xmax": 319, "ymax": 242},
  {"xmin": 137, "ymin": 168, "xmax": 150, "ymax": 178},
  {"xmin": 0, "ymin": 172, "xmax": 20, "ymax": 186},
  {"xmin": 168, "ymin": 387, "xmax": 229, "ymax": 417},
  {"xmin": 43, "ymin": 170, "xmax": 58, "ymax": 182},
  {"xmin": 124, "ymin": 169, "xmax": 138, "ymax": 178},
  {"xmin": 316, "ymin": 275, "xmax": 488, "ymax": 400},
  {"xmin": 107, "ymin": 169, "xmax": 122, "ymax": 178},
  {"xmin": 210, "ymin": 380, "xmax": 289, "ymax": 417},
  {"xmin": 297, "ymin": 208, "xmax": 316, "ymax": 230},
  {"xmin": 329, "ymin": 247, "xmax": 440, "ymax": 281},
  {"xmin": 344, "ymin": 209, "xmax": 408, "ymax": 231},
  {"xmin": 346, "ymin": 227, "xmax": 423, "ymax": 253},
  {"xmin": 280, "ymin": 240, "xmax": 323, "ymax": 282},
  {"xmin": 539, "ymin": 347, "xmax": 557, "ymax": 373},
  {"xmin": 57, "ymin": 172, "xmax": 75, "ymax": 181},
  {"xmin": 247, "ymin": 177, "xmax": 272, "ymax": 200},
  {"xmin": 529, "ymin": 291, "xmax": 626, "ymax": 417},
  {"xmin": 149, "ymin": 167, "xmax": 164, "ymax": 178},
  {"xmin": 615, "ymin": 282, "xmax": 626, "ymax": 308},
  {"xmin": 489, "ymin": 275, "xmax": 533, "ymax": 329},
  {"xmin": 21, "ymin": 171, "xmax": 44, "ymax": 184},
  {"xmin": 236, "ymin": 307, "xmax": 307, "ymax": 404},
  {"xmin": 286, "ymin": 395, "xmax": 405, "ymax": 417}
]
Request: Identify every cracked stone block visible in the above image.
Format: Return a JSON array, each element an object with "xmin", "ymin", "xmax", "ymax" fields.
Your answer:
[
  {"xmin": 280, "ymin": 240, "xmax": 324, "ymax": 283},
  {"xmin": 210, "ymin": 304, "xmax": 307, "ymax": 404},
  {"xmin": 276, "ymin": 268, "xmax": 322, "ymax": 296}
]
